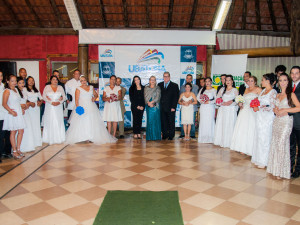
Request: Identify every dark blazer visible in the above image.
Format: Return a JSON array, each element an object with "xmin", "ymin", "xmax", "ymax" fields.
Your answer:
[
  {"xmin": 217, "ymin": 84, "xmax": 224, "ymax": 95},
  {"xmin": 129, "ymin": 85, "xmax": 145, "ymax": 108},
  {"xmin": 158, "ymin": 81, "xmax": 179, "ymax": 111},
  {"xmin": 292, "ymin": 83, "xmax": 300, "ymax": 130},
  {"xmin": 239, "ymin": 84, "xmax": 246, "ymax": 95}
]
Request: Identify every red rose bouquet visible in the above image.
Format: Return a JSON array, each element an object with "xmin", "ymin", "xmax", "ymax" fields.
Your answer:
[
  {"xmin": 216, "ymin": 98, "xmax": 223, "ymax": 106},
  {"xmin": 110, "ymin": 93, "xmax": 118, "ymax": 102},
  {"xmin": 200, "ymin": 94, "xmax": 209, "ymax": 103},
  {"xmin": 250, "ymin": 98, "xmax": 260, "ymax": 108}
]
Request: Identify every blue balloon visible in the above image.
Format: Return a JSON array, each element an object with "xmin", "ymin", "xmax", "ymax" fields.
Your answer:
[{"xmin": 76, "ymin": 106, "xmax": 85, "ymax": 115}]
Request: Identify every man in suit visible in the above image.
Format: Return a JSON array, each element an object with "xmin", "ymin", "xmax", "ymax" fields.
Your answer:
[
  {"xmin": 239, "ymin": 71, "xmax": 251, "ymax": 95},
  {"xmin": 273, "ymin": 65, "xmax": 286, "ymax": 93},
  {"xmin": 217, "ymin": 74, "xmax": 226, "ymax": 95},
  {"xmin": 179, "ymin": 74, "xmax": 199, "ymax": 139},
  {"xmin": 116, "ymin": 77, "xmax": 126, "ymax": 139},
  {"xmin": 290, "ymin": 66, "xmax": 300, "ymax": 178},
  {"xmin": 158, "ymin": 72, "xmax": 179, "ymax": 140}
]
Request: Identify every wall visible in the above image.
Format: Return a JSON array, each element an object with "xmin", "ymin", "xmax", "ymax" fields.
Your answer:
[{"xmin": 16, "ymin": 61, "xmax": 40, "ymax": 88}]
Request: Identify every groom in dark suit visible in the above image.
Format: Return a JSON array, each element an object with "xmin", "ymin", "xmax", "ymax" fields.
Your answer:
[
  {"xmin": 158, "ymin": 72, "xmax": 179, "ymax": 140},
  {"xmin": 290, "ymin": 66, "xmax": 300, "ymax": 178}
]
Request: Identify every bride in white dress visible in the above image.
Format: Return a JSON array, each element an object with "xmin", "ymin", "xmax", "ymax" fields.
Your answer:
[
  {"xmin": 42, "ymin": 76, "xmax": 66, "ymax": 145},
  {"xmin": 230, "ymin": 76, "xmax": 262, "ymax": 155},
  {"xmin": 66, "ymin": 76, "xmax": 117, "ymax": 145},
  {"xmin": 197, "ymin": 77, "xmax": 217, "ymax": 143},
  {"xmin": 214, "ymin": 75, "xmax": 238, "ymax": 148}
]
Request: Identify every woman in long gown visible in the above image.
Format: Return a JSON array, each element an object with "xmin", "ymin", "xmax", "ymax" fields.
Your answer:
[
  {"xmin": 42, "ymin": 76, "xmax": 66, "ymax": 145},
  {"xmin": 102, "ymin": 75, "xmax": 123, "ymax": 137},
  {"xmin": 197, "ymin": 77, "xmax": 217, "ymax": 143},
  {"xmin": 251, "ymin": 73, "xmax": 277, "ymax": 168},
  {"xmin": 230, "ymin": 76, "xmax": 262, "ymax": 155},
  {"xmin": 179, "ymin": 83, "xmax": 197, "ymax": 141},
  {"xmin": 66, "ymin": 76, "xmax": 117, "ymax": 145},
  {"xmin": 144, "ymin": 76, "xmax": 161, "ymax": 141},
  {"xmin": 2, "ymin": 75, "xmax": 26, "ymax": 159},
  {"xmin": 214, "ymin": 75, "xmax": 238, "ymax": 148},
  {"xmin": 26, "ymin": 76, "xmax": 43, "ymax": 148},
  {"xmin": 267, "ymin": 73, "xmax": 300, "ymax": 179},
  {"xmin": 17, "ymin": 77, "xmax": 35, "ymax": 153}
]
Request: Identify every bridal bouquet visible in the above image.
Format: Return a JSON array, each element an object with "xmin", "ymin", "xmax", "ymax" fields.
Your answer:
[
  {"xmin": 76, "ymin": 106, "xmax": 85, "ymax": 115},
  {"xmin": 250, "ymin": 98, "xmax": 260, "ymax": 108},
  {"xmin": 235, "ymin": 95, "xmax": 245, "ymax": 103},
  {"xmin": 199, "ymin": 94, "xmax": 209, "ymax": 103},
  {"xmin": 216, "ymin": 98, "xmax": 223, "ymax": 106},
  {"xmin": 110, "ymin": 93, "xmax": 118, "ymax": 102}
]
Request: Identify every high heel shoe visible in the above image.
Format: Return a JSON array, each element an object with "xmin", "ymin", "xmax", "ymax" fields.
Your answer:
[
  {"xmin": 12, "ymin": 150, "xmax": 21, "ymax": 160},
  {"xmin": 17, "ymin": 149, "xmax": 25, "ymax": 158}
]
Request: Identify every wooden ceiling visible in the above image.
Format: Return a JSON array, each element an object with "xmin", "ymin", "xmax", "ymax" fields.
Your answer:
[{"xmin": 0, "ymin": 0, "xmax": 292, "ymax": 34}]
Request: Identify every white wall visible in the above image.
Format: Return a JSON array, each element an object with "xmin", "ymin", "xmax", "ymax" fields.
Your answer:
[{"xmin": 16, "ymin": 61, "xmax": 40, "ymax": 89}]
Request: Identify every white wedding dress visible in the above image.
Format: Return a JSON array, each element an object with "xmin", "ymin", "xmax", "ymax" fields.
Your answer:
[
  {"xmin": 197, "ymin": 88, "xmax": 217, "ymax": 143},
  {"xmin": 66, "ymin": 86, "xmax": 117, "ymax": 145},
  {"xmin": 230, "ymin": 92, "xmax": 258, "ymax": 155},
  {"xmin": 181, "ymin": 95, "xmax": 194, "ymax": 125},
  {"xmin": 214, "ymin": 87, "xmax": 238, "ymax": 148}
]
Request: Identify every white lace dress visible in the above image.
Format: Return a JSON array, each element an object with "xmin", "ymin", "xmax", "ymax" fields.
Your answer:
[
  {"xmin": 66, "ymin": 86, "xmax": 117, "ymax": 145},
  {"xmin": 267, "ymin": 97, "xmax": 293, "ymax": 179},
  {"xmin": 251, "ymin": 89, "xmax": 277, "ymax": 167},
  {"xmin": 197, "ymin": 88, "xmax": 217, "ymax": 143},
  {"xmin": 230, "ymin": 92, "xmax": 258, "ymax": 155},
  {"xmin": 181, "ymin": 95, "xmax": 194, "ymax": 125},
  {"xmin": 214, "ymin": 88, "xmax": 238, "ymax": 148}
]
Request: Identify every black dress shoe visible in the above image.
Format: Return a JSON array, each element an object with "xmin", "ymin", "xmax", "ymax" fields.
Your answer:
[
  {"xmin": 291, "ymin": 172, "xmax": 300, "ymax": 178},
  {"xmin": 162, "ymin": 136, "xmax": 168, "ymax": 140},
  {"xmin": 168, "ymin": 137, "xmax": 173, "ymax": 140},
  {"xmin": 119, "ymin": 135, "xmax": 124, "ymax": 139},
  {"xmin": 190, "ymin": 136, "xmax": 196, "ymax": 139},
  {"xmin": 179, "ymin": 135, "xmax": 184, "ymax": 138}
]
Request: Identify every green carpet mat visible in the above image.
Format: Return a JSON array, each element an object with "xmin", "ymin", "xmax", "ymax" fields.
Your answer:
[{"xmin": 93, "ymin": 190, "xmax": 184, "ymax": 225}]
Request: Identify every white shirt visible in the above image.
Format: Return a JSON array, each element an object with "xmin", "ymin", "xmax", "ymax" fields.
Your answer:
[
  {"xmin": 0, "ymin": 83, "xmax": 6, "ymax": 120},
  {"xmin": 65, "ymin": 78, "xmax": 81, "ymax": 110}
]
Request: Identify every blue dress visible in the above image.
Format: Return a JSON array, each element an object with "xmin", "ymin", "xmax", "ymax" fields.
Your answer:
[{"xmin": 146, "ymin": 98, "xmax": 161, "ymax": 141}]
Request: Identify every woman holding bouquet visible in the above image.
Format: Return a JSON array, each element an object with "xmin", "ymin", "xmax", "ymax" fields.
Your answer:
[
  {"xmin": 178, "ymin": 83, "xmax": 197, "ymax": 140},
  {"xmin": 251, "ymin": 73, "xmax": 277, "ymax": 168},
  {"xmin": 214, "ymin": 75, "xmax": 238, "ymax": 148},
  {"xmin": 42, "ymin": 76, "xmax": 66, "ymax": 145},
  {"xmin": 66, "ymin": 76, "xmax": 117, "ymax": 145},
  {"xmin": 267, "ymin": 73, "xmax": 300, "ymax": 179},
  {"xmin": 103, "ymin": 75, "xmax": 122, "ymax": 137},
  {"xmin": 197, "ymin": 78, "xmax": 217, "ymax": 143},
  {"xmin": 230, "ymin": 76, "xmax": 261, "ymax": 155}
]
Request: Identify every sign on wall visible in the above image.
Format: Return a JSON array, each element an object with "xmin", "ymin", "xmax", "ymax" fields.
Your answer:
[{"xmin": 99, "ymin": 45, "xmax": 197, "ymax": 127}]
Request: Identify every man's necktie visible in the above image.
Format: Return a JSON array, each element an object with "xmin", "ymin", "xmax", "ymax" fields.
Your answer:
[{"xmin": 293, "ymin": 84, "xmax": 296, "ymax": 93}]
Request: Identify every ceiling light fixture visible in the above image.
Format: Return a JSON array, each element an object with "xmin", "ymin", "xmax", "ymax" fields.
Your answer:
[
  {"xmin": 212, "ymin": 0, "xmax": 232, "ymax": 31},
  {"xmin": 63, "ymin": 0, "xmax": 82, "ymax": 30}
]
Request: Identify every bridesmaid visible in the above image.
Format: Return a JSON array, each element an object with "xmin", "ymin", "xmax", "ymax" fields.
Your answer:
[
  {"xmin": 2, "ymin": 75, "xmax": 26, "ymax": 159},
  {"xmin": 26, "ymin": 76, "xmax": 43, "ymax": 148},
  {"xmin": 251, "ymin": 73, "xmax": 277, "ymax": 168},
  {"xmin": 42, "ymin": 76, "xmax": 66, "ymax": 145},
  {"xmin": 17, "ymin": 77, "xmax": 35, "ymax": 153},
  {"xmin": 179, "ymin": 83, "xmax": 197, "ymax": 141},
  {"xmin": 144, "ymin": 76, "xmax": 161, "ymax": 141},
  {"xmin": 129, "ymin": 76, "xmax": 145, "ymax": 139},
  {"xmin": 214, "ymin": 75, "xmax": 238, "ymax": 148},
  {"xmin": 267, "ymin": 73, "xmax": 300, "ymax": 179},
  {"xmin": 197, "ymin": 77, "xmax": 217, "ymax": 143},
  {"xmin": 230, "ymin": 76, "xmax": 261, "ymax": 155}
]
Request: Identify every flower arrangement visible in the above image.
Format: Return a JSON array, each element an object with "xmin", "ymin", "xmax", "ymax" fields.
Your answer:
[
  {"xmin": 110, "ymin": 93, "xmax": 118, "ymax": 102},
  {"xmin": 216, "ymin": 98, "xmax": 223, "ymax": 106},
  {"xmin": 200, "ymin": 94, "xmax": 209, "ymax": 103},
  {"xmin": 250, "ymin": 98, "xmax": 260, "ymax": 108},
  {"xmin": 76, "ymin": 106, "xmax": 85, "ymax": 115},
  {"xmin": 235, "ymin": 95, "xmax": 245, "ymax": 103}
]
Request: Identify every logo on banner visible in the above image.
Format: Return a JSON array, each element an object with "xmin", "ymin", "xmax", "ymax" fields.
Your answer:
[
  {"xmin": 100, "ymin": 49, "xmax": 113, "ymax": 58},
  {"xmin": 182, "ymin": 66, "xmax": 195, "ymax": 75},
  {"xmin": 128, "ymin": 49, "xmax": 166, "ymax": 73},
  {"xmin": 212, "ymin": 74, "xmax": 221, "ymax": 85},
  {"xmin": 100, "ymin": 62, "xmax": 115, "ymax": 78},
  {"xmin": 181, "ymin": 46, "xmax": 196, "ymax": 62}
]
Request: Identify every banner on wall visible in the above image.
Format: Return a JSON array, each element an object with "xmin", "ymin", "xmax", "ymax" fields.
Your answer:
[
  {"xmin": 99, "ymin": 45, "xmax": 197, "ymax": 127},
  {"xmin": 211, "ymin": 54, "xmax": 248, "ymax": 88}
]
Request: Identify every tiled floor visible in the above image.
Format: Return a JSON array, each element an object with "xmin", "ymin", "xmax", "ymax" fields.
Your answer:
[{"xmin": 0, "ymin": 135, "xmax": 300, "ymax": 225}]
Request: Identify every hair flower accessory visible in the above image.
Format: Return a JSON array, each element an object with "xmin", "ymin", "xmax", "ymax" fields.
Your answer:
[{"xmin": 76, "ymin": 106, "xmax": 85, "ymax": 115}]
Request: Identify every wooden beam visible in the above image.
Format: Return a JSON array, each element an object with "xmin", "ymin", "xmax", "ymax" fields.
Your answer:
[
  {"xmin": 220, "ymin": 29, "xmax": 290, "ymax": 37},
  {"xmin": 189, "ymin": 0, "xmax": 198, "ymax": 28},
  {"xmin": 267, "ymin": 0, "xmax": 277, "ymax": 31},
  {"xmin": 146, "ymin": 0, "xmax": 150, "ymax": 28},
  {"xmin": 242, "ymin": 0, "xmax": 247, "ymax": 30},
  {"xmin": 0, "ymin": 0, "xmax": 22, "ymax": 27},
  {"xmin": 255, "ymin": 0, "xmax": 261, "ymax": 31},
  {"xmin": 281, "ymin": 0, "xmax": 291, "ymax": 31},
  {"xmin": 49, "ymin": 0, "xmax": 65, "ymax": 28},
  {"xmin": 226, "ymin": 0, "xmax": 236, "ymax": 29},
  {"xmin": 98, "ymin": 0, "xmax": 107, "ymax": 27},
  {"xmin": 122, "ymin": 0, "xmax": 129, "ymax": 27},
  {"xmin": 74, "ymin": 0, "xmax": 86, "ymax": 28},
  {"xmin": 290, "ymin": 0, "xmax": 300, "ymax": 55},
  {"xmin": 167, "ymin": 0, "xmax": 174, "ymax": 28},
  {"xmin": 216, "ymin": 47, "xmax": 295, "ymax": 57},
  {"xmin": 24, "ymin": 0, "xmax": 43, "ymax": 27},
  {"xmin": 0, "ymin": 28, "xmax": 77, "ymax": 35}
]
